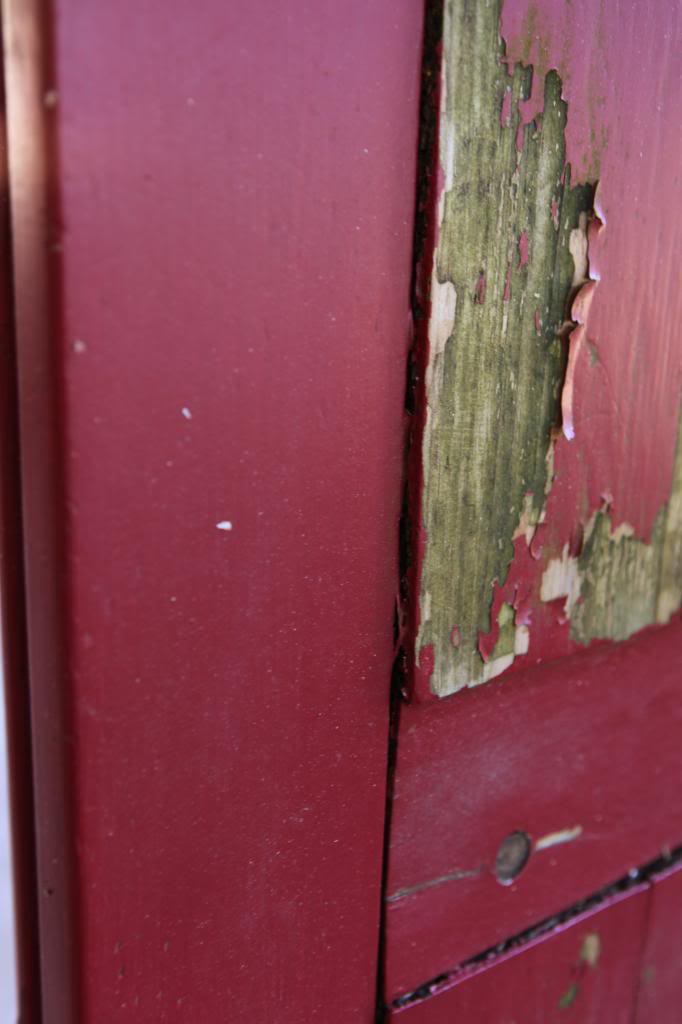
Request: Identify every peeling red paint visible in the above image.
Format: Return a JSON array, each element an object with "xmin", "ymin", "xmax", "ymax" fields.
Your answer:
[
  {"xmin": 502, "ymin": 0, "xmax": 679, "ymax": 539},
  {"xmin": 388, "ymin": 0, "xmax": 682, "ymax": 1009},
  {"xmin": 415, "ymin": 645, "xmax": 436, "ymax": 694},
  {"xmin": 562, "ymin": 220, "xmax": 602, "ymax": 442},
  {"xmin": 406, "ymin": 0, "xmax": 682, "ymax": 700},
  {"xmin": 477, "ymin": 624, "xmax": 498, "ymax": 665},
  {"xmin": 477, "ymin": 566, "xmax": 534, "ymax": 667},
  {"xmin": 502, "ymin": 262, "xmax": 512, "ymax": 301},
  {"xmin": 500, "ymin": 86, "xmax": 512, "ymax": 127},
  {"xmin": 529, "ymin": 522, "xmax": 547, "ymax": 561}
]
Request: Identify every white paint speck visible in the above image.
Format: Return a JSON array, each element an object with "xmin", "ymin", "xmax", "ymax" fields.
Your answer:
[
  {"xmin": 535, "ymin": 825, "xmax": 583, "ymax": 852},
  {"xmin": 181, "ymin": 407, "xmax": 192, "ymax": 420},
  {"xmin": 73, "ymin": 340, "xmax": 87, "ymax": 354},
  {"xmin": 216, "ymin": 521, "xmax": 233, "ymax": 531}
]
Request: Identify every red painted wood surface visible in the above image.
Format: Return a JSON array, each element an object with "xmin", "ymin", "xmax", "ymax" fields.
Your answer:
[
  {"xmin": 388, "ymin": 0, "xmax": 682, "ymax": 1005},
  {"xmin": 2, "ymin": 1, "xmax": 680, "ymax": 1019},
  {"xmin": 390, "ymin": 884, "xmax": 650, "ymax": 1023},
  {"xmin": 487, "ymin": 0, "xmax": 682, "ymax": 675},
  {"xmin": 635, "ymin": 861, "xmax": 682, "ymax": 1022},
  {"xmin": 3, "ymin": 1, "xmax": 423, "ymax": 1019},
  {"xmin": 385, "ymin": 621, "xmax": 682, "ymax": 999}
]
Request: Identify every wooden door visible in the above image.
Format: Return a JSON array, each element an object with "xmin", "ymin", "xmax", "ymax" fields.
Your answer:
[
  {"xmin": 0, "ymin": 1, "xmax": 680, "ymax": 1021},
  {"xmin": 385, "ymin": 0, "xmax": 682, "ymax": 1019}
]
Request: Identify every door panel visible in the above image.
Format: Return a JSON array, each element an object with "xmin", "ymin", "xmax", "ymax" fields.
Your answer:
[
  {"xmin": 1, "ymin": 0, "xmax": 680, "ymax": 1020},
  {"xmin": 385, "ymin": 622, "xmax": 682, "ymax": 999},
  {"xmin": 408, "ymin": 0, "xmax": 682, "ymax": 703},
  {"xmin": 389, "ymin": 884, "xmax": 650, "ymax": 1022},
  {"xmin": 388, "ymin": 0, "xmax": 682, "ymax": 1009}
]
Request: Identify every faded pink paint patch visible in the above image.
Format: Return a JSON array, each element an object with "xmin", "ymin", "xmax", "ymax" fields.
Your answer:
[
  {"xmin": 503, "ymin": 64, "xmax": 544, "ymax": 153},
  {"xmin": 517, "ymin": 231, "xmax": 529, "ymax": 268},
  {"xmin": 500, "ymin": 86, "xmax": 512, "ymax": 126},
  {"xmin": 503, "ymin": 262, "xmax": 512, "ymax": 301},
  {"xmin": 450, "ymin": 625, "xmax": 461, "ymax": 648}
]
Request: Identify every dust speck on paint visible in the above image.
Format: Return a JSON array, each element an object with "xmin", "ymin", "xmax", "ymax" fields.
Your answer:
[
  {"xmin": 181, "ymin": 407, "xmax": 192, "ymax": 420},
  {"xmin": 216, "ymin": 521, "xmax": 233, "ymax": 531}
]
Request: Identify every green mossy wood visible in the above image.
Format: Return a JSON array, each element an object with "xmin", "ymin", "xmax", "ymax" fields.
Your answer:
[
  {"xmin": 417, "ymin": 0, "xmax": 594, "ymax": 696},
  {"xmin": 572, "ymin": 413, "xmax": 682, "ymax": 644}
]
